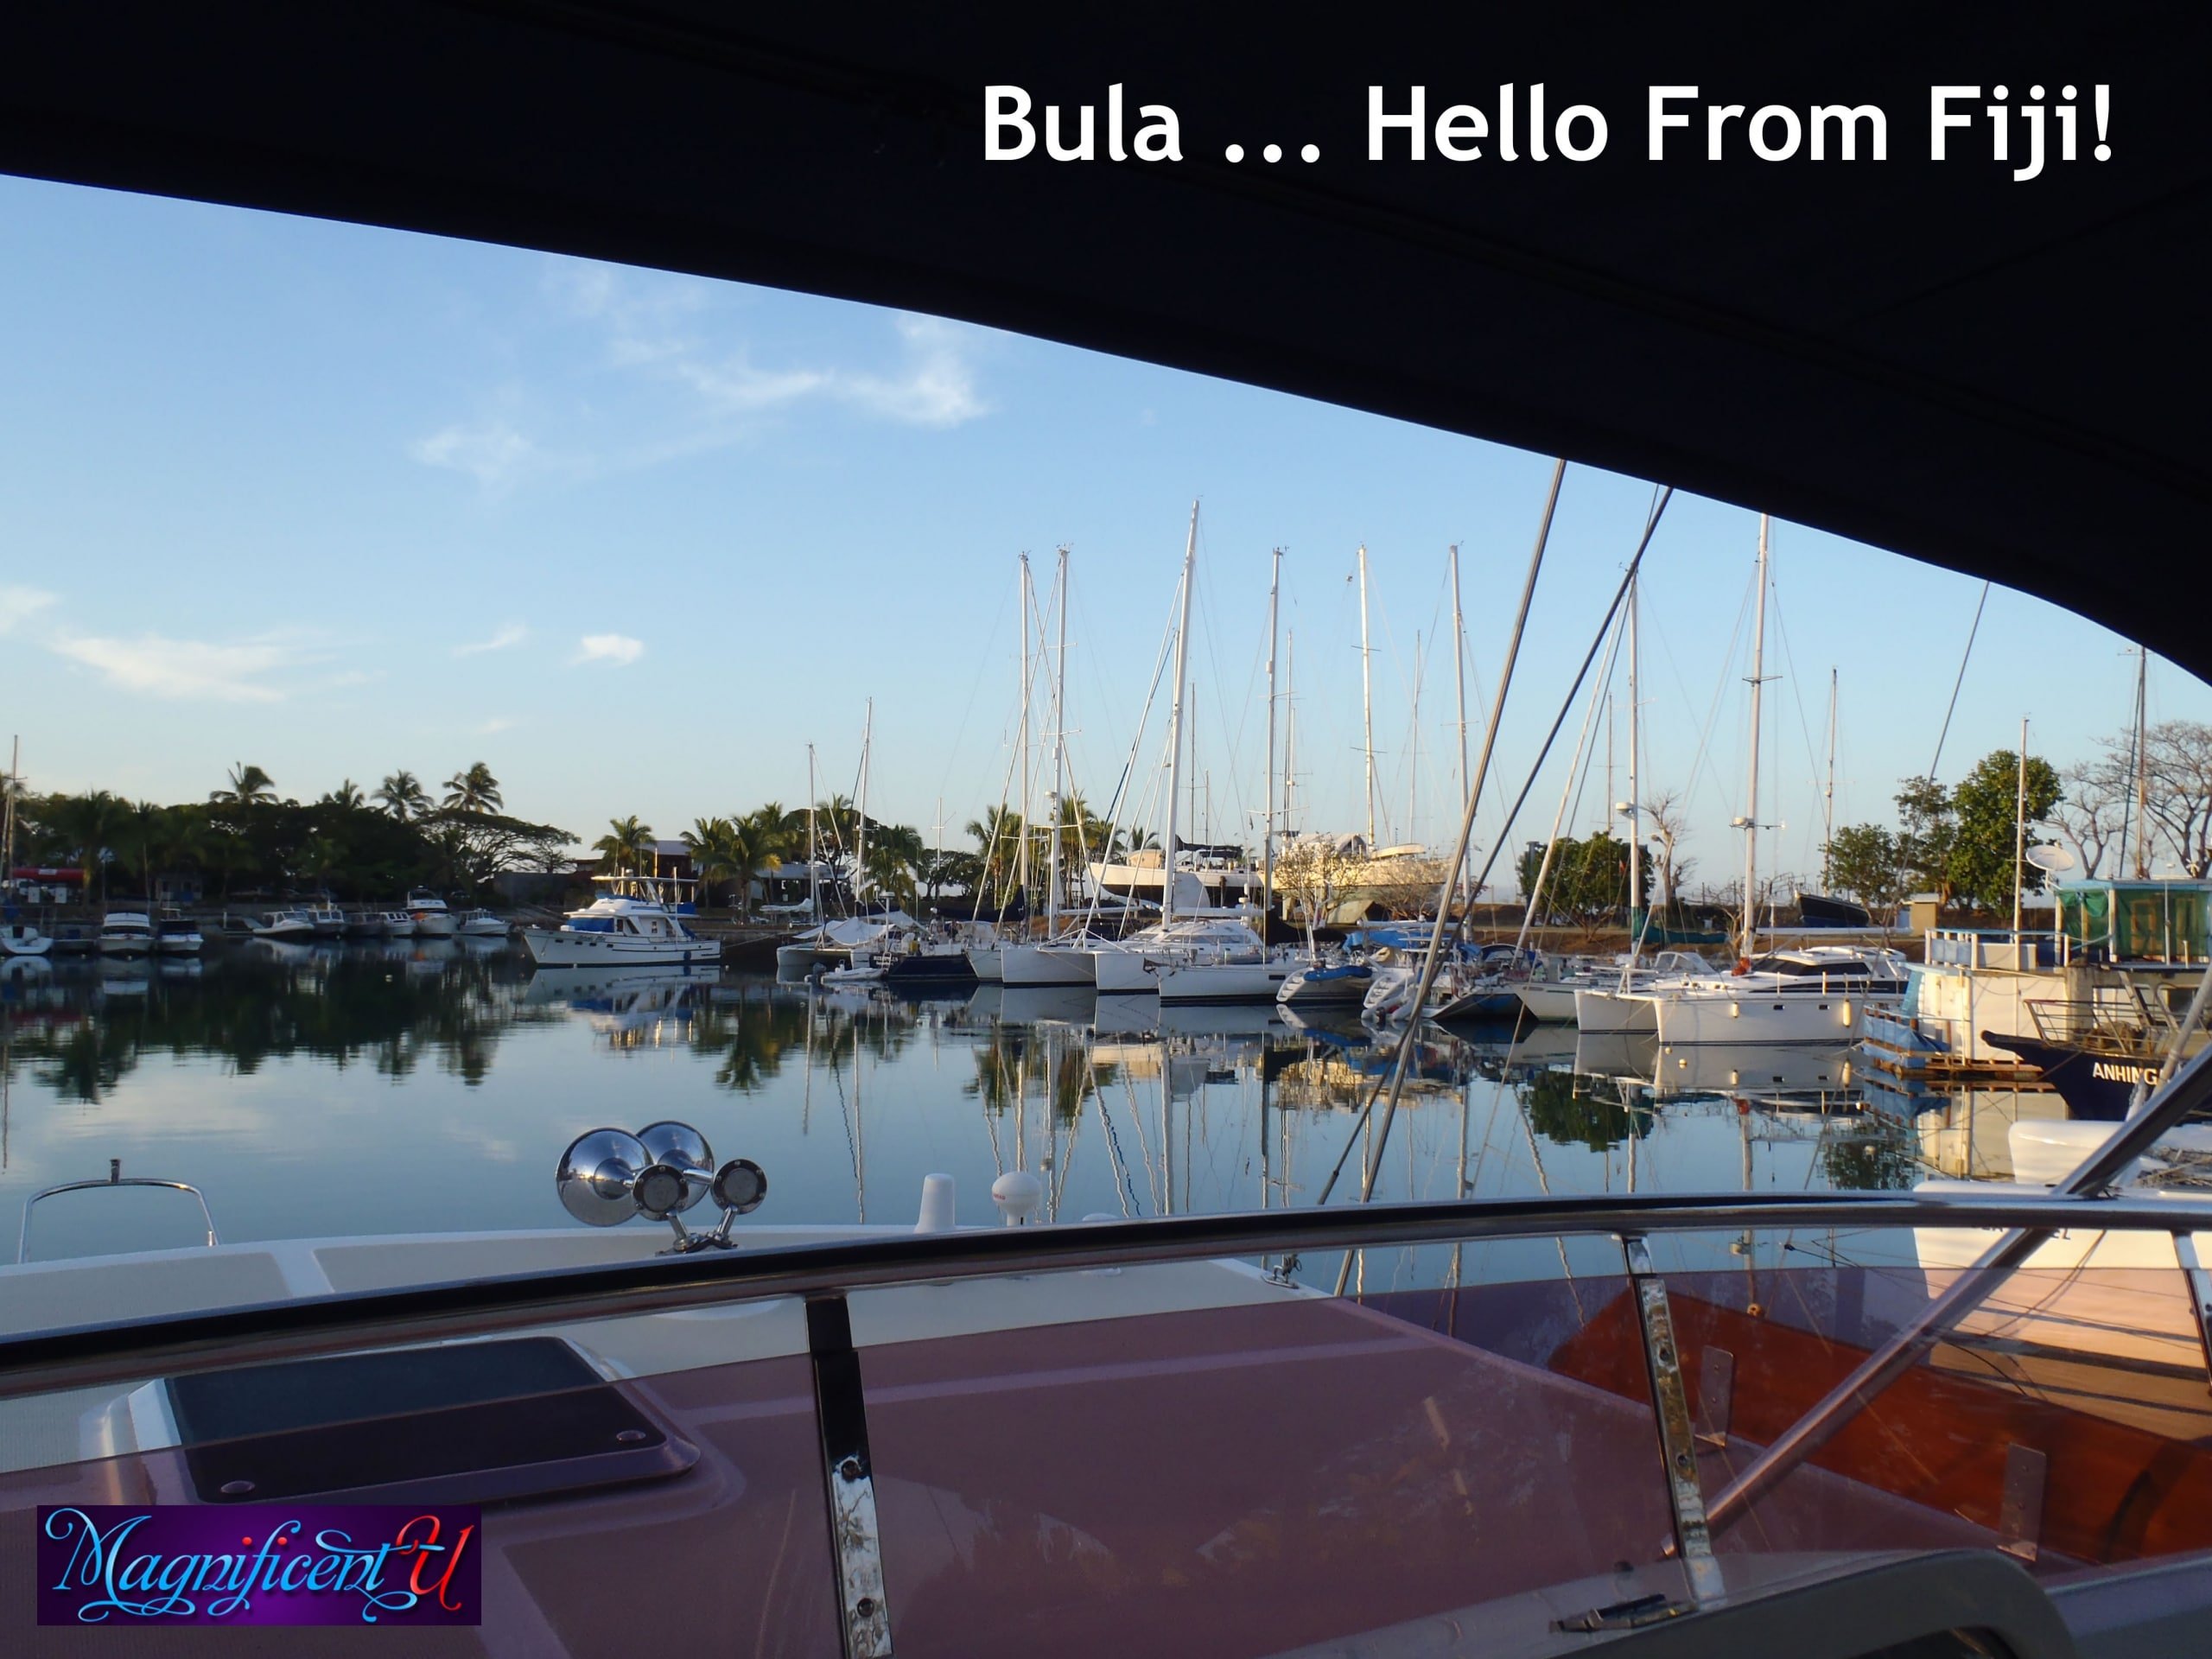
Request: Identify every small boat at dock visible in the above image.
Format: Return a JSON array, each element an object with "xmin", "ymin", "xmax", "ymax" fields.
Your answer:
[
  {"xmin": 97, "ymin": 910, "xmax": 154, "ymax": 957},
  {"xmin": 521, "ymin": 876, "xmax": 719, "ymax": 968},
  {"xmin": 153, "ymin": 909, "xmax": 202, "ymax": 955},
  {"xmin": 406, "ymin": 888, "xmax": 457, "ymax": 938}
]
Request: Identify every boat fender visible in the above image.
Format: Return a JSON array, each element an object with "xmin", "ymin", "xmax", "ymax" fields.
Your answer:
[{"xmin": 1732, "ymin": 957, "xmax": 1751, "ymax": 975}]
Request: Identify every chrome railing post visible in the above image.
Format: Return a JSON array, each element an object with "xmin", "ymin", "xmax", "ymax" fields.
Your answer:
[
  {"xmin": 806, "ymin": 1294, "xmax": 892, "ymax": 1658},
  {"xmin": 1619, "ymin": 1236, "xmax": 1724, "ymax": 1607}
]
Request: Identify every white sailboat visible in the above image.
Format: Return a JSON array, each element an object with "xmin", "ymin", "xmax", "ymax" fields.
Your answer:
[
  {"xmin": 1594, "ymin": 516, "xmax": 1907, "ymax": 1044},
  {"xmin": 999, "ymin": 550, "xmax": 1099, "ymax": 990},
  {"xmin": 0, "ymin": 739, "xmax": 48, "ymax": 958}
]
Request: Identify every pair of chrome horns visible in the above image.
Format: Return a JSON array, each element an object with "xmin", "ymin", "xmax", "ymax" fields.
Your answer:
[{"xmin": 556, "ymin": 1121, "xmax": 766, "ymax": 1249}]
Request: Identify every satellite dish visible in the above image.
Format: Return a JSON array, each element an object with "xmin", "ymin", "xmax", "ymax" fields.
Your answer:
[{"xmin": 2026, "ymin": 844, "xmax": 2077, "ymax": 874}]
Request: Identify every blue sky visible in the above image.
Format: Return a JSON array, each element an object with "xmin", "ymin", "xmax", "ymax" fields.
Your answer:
[{"xmin": 1, "ymin": 174, "xmax": 2203, "ymax": 894}]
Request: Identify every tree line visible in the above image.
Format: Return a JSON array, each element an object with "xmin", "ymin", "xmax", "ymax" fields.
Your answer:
[{"xmin": 3, "ymin": 760, "xmax": 570, "ymax": 904}]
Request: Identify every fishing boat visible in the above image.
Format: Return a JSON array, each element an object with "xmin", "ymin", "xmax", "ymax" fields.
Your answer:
[
  {"xmin": 300, "ymin": 896, "xmax": 346, "ymax": 938},
  {"xmin": 151, "ymin": 909, "xmax": 202, "ymax": 955},
  {"xmin": 342, "ymin": 909, "xmax": 387, "ymax": 938},
  {"xmin": 520, "ymin": 876, "xmax": 719, "ymax": 968},
  {"xmin": 96, "ymin": 910, "xmax": 153, "ymax": 957},
  {"xmin": 405, "ymin": 887, "xmax": 457, "ymax": 938},
  {"xmin": 456, "ymin": 908, "xmax": 511, "ymax": 939}
]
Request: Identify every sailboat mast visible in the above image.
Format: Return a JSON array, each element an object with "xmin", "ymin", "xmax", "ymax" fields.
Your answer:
[
  {"xmin": 1264, "ymin": 547, "xmax": 1281, "ymax": 931},
  {"xmin": 2, "ymin": 736, "xmax": 16, "ymax": 886},
  {"xmin": 1162, "ymin": 502, "xmax": 1199, "ymax": 926},
  {"xmin": 1357, "ymin": 543, "xmax": 1376, "ymax": 847},
  {"xmin": 1049, "ymin": 546, "xmax": 1070, "ymax": 933},
  {"xmin": 855, "ymin": 698, "xmax": 873, "ymax": 910},
  {"xmin": 1284, "ymin": 629, "xmax": 1298, "ymax": 836},
  {"xmin": 2012, "ymin": 716, "xmax": 2030, "ymax": 938},
  {"xmin": 1450, "ymin": 546, "xmax": 1470, "ymax": 915},
  {"xmin": 1408, "ymin": 631, "xmax": 1421, "ymax": 845},
  {"xmin": 1741, "ymin": 515, "xmax": 1770, "ymax": 959},
  {"xmin": 1823, "ymin": 668, "xmax": 1838, "ymax": 889},
  {"xmin": 806, "ymin": 744, "xmax": 819, "ymax": 924},
  {"xmin": 1626, "ymin": 568, "xmax": 1642, "ymax": 924},
  {"xmin": 1017, "ymin": 554, "xmax": 1033, "ymax": 919}
]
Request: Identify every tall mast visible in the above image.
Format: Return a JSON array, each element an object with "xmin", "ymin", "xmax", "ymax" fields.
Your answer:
[
  {"xmin": 855, "ymin": 698, "xmax": 873, "ymax": 910},
  {"xmin": 1283, "ymin": 629, "xmax": 1298, "ymax": 836},
  {"xmin": 1016, "ymin": 554, "xmax": 1033, "ymax": 918},
  {"xmin": 1161, "ymin": 501, "xmax": 1199, "ymax": 925},
  {"xmin": 806, "ymin": 744, "xmax": 820, "ymax": 924},
  {"xmin": 1357, "ymin": 543, "xmax": 1376, "ymax": 847},
  {"xmin": 1450, "ymin": 546, "xmax": 1470, "ymax": 915},
  {"xmin": 2012, "ymin": 715, "xmax": 2030, "ymax": 939},
  {"xmin": 1264, "ymin": 547, "xmax": 1282, "ymax": 931},
  {"xmin": 1049, "ymin": 545, "xmax": 1070, "ymax": 933},
  {"xmin": 1626, "ymin": 568, "xmax": 1642, "ymax": 928},
  {"xmin": 2133, "ymin": 645, "xmax": 2151, "ymax": 878},
  {"xmin": 1740, "ymin": 515, "xmax": 1771, "ymax": 959},
  {"xmin": 1408, "ymin": 631, "xmax": 1421, "ymax": 846},
  {"xmin": 1, "ymin": 736, "xmax": 16, "ymax": 886},
  {"xmin": 1822, "ymin": 668, "xmax": 1838, "ymax": 889}
]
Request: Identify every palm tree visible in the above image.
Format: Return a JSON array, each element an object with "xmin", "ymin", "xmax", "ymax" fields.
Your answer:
[
  {"xmin": 863, "ymin": 823, "xmax": 926, "ymax": 911},
  {"xmin": 118, "ymin": 800, "xmax": 168, "ymax": 899},
  {"xmin": 442, "ymin": 761, "xmax": 503, "ymax": 814},
  {"xmin": 375, "ymin": 771, "xmax": 429, "ymax": 821},
  {"xmin": 324, "ymin": 779, "xmax": 367, "ymax": 810},
  {"xmin": 592, "ymin": 816, "xmax": 653, "ymax": 873},
  {"xmin": 47, "ymin": 791, "xmax": 130, "ymax": 901},
  {"xmin": 683, "ymin": 816, "xmax": 743, "ymax": 908},
  {"xmin": 965, "ymin": 805, "xmax": 1027, "ymax": 899},
  {"xmin": 211, "ymin": 763, "xmax": 275, "ymax": 806}
]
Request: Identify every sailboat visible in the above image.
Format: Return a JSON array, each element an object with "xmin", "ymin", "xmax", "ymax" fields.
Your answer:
[
  {"xmin": 1588, "ymin": 515, "xmax": 1908, "ymax": 1044},
  {"xmin": 1001, "ymin": 548, "xmax": 1109, "ymax": 989}
]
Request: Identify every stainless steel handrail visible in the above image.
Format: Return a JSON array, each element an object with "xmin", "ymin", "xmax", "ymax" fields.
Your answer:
[{"xmin": 0, "ymin": 1188, "xmax": 2203, "ymax": 1401}]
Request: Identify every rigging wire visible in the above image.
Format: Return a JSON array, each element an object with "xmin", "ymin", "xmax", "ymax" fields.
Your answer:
[{"xmin": 1928, "ymin": 579, "xmax": 1993, "ymax": 781}]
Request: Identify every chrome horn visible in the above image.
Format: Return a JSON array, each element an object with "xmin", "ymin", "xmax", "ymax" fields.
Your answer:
[{"xmin": 553, "ymin": 1122, "xmax": 766, "ymax": 1251}]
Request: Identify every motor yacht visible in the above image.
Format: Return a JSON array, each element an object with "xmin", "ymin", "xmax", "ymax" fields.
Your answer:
[
  {"xmin": 8, "ymin": 1109, "xmax": 2212, "ymax": 1656},
  {"xmin": 96, "ymin": 910, "xmax": 153, "ymax": 957},
  {"xmin": 521, "ymin": 879, "xmax": 720, "ymax": 968},
  {"xmin": 381, "ymin": 909, "xmax": 416, "ymax": 938},
  {"xmin": 406, "ymin": 888, "xmax": 457, "ymax": 938},
  {"xmin": 456, "ymin": 908, "xmax": 512, "ymax": 939}
]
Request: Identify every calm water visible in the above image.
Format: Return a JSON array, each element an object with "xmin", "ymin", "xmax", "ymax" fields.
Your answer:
[{"xmin": 0, "ymin": 943, "xmax": 1929, "ymax": 1267}]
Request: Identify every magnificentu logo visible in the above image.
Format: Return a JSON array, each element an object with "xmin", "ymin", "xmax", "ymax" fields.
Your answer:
[{"xmin": 38, "ymin": 1506, "xmax": 479, "ymax": 1626}]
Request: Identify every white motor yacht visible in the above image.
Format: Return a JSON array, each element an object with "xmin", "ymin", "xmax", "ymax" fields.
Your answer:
[
  {"xmin": 406, "ymin": 888, "xmax": 457, "ymax": 938},
  {"xmin": 521, "ymin": 880, "xmax": 720, "ymax": 968},
  {"xmin": 97, "ymin": 910, "xmax": 154, "ymax": 957}
]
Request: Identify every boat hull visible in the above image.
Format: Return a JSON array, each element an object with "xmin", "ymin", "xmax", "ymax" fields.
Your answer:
[
  {"xmin": 966, "ymin": 946, "xmax": 1003, "ymax": 982},
  {"xmin": 1000, "ymin": 944, "xmax": 1096, "ymax": 988},
  {"xmin": 0, "ymin": 930, "xmax": 50, "ymax": 957},
  {"xmin": 1157, "ymin": 959, "xmax": 1294, "ymax": 1005},
  {"xmin": 1574, "ymin": 986, "xmax": 1657, "ymax": 1034},
  {"xmin": 1514, "ymin": 982, "xmax": 1581, "ymax": 1022},
  {"xmin": 522, "ymin": 929, "xmax": 721, "ymax": 969},
  {"xmin": 1980, "ymin": 1031, "xmax": 2150, "ymax": 1122},
  {"xmin": 1649, "ymin": 988, "xmax": 1897, "ymax": 1047},
  {"xmin": 411, "ymin": 914, "xmax": 457, "ymax": 939},
  {"xmin": 1090, "ymin": 945, "xmax": 1159, "ymax": 995}
]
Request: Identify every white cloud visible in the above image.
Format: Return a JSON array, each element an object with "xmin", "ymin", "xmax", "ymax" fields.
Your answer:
[
  {"xmin": 0, "ymin": 586, "xmax": 58, "ymax": 633},
  {"xmin": 570, "ymin": 633, "xmax": 644, "ymax": 667},
  {"xmin": 478, "ymin": 715, "xmax": 520, "ymax": 735},
  {"xmin": 409, "ymin": 420, "xmax": 537, "ymax": 492},
  {"xmin": 48, "ymin": 630, "xmax": 324, "ymax": 702},
  {"xmin": 454, "ymin": 622, "xmax": 529, "ymax": 658}
]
